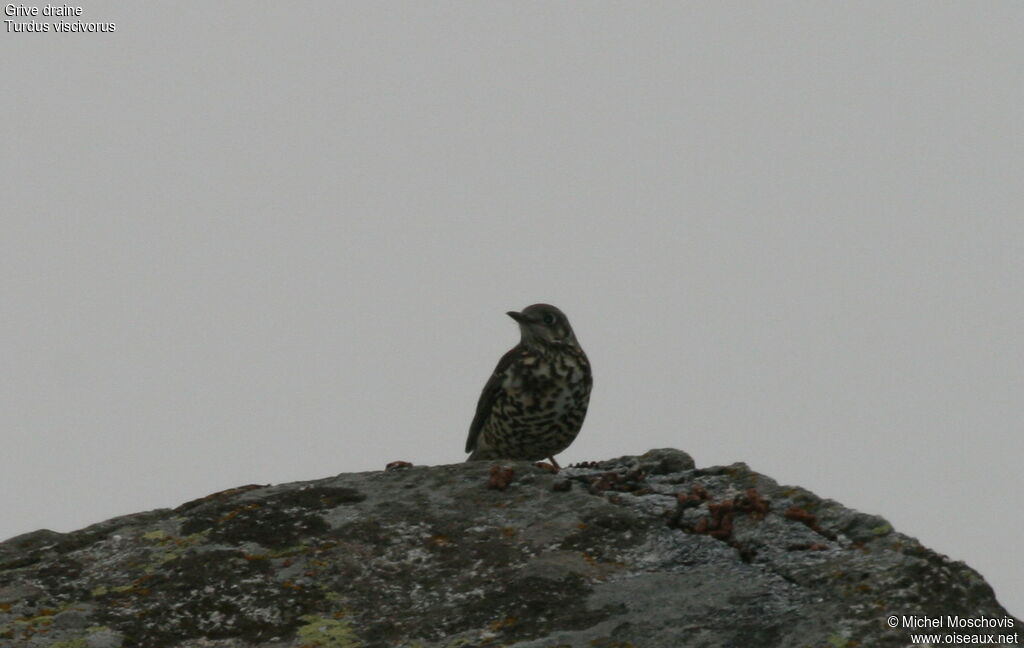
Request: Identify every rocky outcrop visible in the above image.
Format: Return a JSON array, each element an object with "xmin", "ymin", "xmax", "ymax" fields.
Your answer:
[{"xmin": 0, "ymin": 449, "xmax": 1018, "ymax": 647}]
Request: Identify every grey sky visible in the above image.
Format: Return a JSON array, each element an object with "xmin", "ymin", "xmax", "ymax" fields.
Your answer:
[{"xmin": 2, "ymin": 2, "xmax": 1021, "ymax": 617}]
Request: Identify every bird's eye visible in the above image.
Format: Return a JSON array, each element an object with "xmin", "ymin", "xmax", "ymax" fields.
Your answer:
[{"xmin": 543, "ymin": 312, "xmax": 557, "ymax": 326}]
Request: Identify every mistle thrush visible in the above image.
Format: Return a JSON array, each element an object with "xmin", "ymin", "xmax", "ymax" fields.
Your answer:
[{"xmin": 465, "ymin": 304, "xmax": 592, "ymax": 468}]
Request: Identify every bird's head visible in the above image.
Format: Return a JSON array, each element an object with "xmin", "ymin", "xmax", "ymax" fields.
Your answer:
[{"xmin": 507, "ymin": 304, "xmax": 579, "ymax": 349}]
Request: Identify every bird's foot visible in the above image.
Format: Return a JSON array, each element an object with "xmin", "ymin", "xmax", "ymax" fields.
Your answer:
[{"xmin": 534, "ymin": 457, "xmax": 561, "ymax": 473}]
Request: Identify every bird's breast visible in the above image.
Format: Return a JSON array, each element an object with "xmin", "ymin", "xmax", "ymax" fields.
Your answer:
[{"xmin": 503, "ymin": 352, "xmax": 590, "ymax": 408}]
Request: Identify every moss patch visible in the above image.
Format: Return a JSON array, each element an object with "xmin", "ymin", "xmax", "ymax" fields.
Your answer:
[
  {"xmin": 46, "ymin": 639, "xmax": 88, "ymax": 648},
  {"xmin": 296, "ymin": 614, "xmax": 362, "ymax": 647}
]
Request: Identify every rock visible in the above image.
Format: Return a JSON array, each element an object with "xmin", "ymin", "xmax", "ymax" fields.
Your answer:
[
  {"xmin": 86, "ymin": 628, "xmax": 125, "ymax": 648},
  {"xmin": 0, "ymin": 450, "xmax": 1018, "ymax": 647},
  {"xmin": 52, "ymin": 605, "xmax": 90, "ymax": 629}
]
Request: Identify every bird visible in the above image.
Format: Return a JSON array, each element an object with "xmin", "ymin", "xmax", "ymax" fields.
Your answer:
[{"xmin": 465, "ymin": 304, "xmax": 592, "ymax": 469}]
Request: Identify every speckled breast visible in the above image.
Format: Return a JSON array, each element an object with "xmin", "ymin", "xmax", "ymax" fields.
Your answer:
[{"xmin": 482, "ymin": 347, "xmax": 592, "ymax": 460}]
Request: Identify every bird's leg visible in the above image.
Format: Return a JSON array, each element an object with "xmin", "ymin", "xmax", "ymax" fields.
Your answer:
[{"xmin": 534, "ymin": 456, "xmax": 561, "ymax": 473}]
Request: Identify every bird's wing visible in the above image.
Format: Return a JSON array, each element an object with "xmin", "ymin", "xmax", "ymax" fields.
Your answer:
[{"xmin": 465, "ymin": 347, "xmax": 519, "ymax": 454}]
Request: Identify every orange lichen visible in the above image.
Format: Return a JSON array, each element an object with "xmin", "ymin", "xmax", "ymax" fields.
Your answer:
[{"xmin": 487, "ymin": 465, "xmax": 515, "ymax": 490}]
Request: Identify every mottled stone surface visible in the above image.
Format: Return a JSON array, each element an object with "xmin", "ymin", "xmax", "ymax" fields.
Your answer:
[{"xmin": 0, "ymin": 449, "xmax": 1018, "ymax": 647}]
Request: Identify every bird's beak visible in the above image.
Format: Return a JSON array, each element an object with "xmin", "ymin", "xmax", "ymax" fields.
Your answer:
[{"xmin": 507, "ymin": 311, "xmax": 526, "ymax": 324}]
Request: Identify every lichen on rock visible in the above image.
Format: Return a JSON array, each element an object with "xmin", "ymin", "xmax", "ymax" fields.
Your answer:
[{"xmin": 0, "ymin": 448, "xmax": 1018, "ymax": 647}]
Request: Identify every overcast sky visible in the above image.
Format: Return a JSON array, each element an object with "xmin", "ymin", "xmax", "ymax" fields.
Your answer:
[{"xmin": 2, "ymin": 1, "xmax": 1021, "ymax": 618}]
